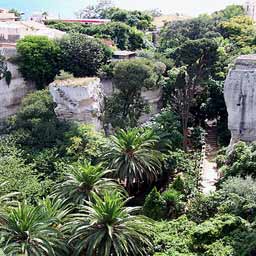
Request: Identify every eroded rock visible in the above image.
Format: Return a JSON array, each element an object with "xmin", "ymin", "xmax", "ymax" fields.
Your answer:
[
  {"xmin": 49, "ymin": 77, "xmax": 103, "ymax": 130},
  {"xmin": 0, "ymin": 48, "xmax": 35, "ymax": 122},
  {"xmin": 224, "ymin": 54, "xmax": 256, "ymax": 145}
]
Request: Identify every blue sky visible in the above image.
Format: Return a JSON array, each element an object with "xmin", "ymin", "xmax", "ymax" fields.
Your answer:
[{"xmin": 0, "ymin": 0, "xmax": 244, "ymax": 18}]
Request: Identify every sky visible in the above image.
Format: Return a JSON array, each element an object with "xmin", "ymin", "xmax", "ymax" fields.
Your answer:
[{"xmin": 0, "ymin": 0, "xmax": 244, "ymax": 18}]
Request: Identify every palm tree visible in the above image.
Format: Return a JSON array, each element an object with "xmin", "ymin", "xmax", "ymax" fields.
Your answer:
[
  {"xmin": 53, "ymin": 161, "xmax": 121, "ymax": 204},
  {"xmin": 69, "ymin": 192, "xmax": 153, "ymax": 256},
  {"xmin": 104, "ymin": 129, "xmax": 162, "ymax": 191},
  {"xmin": 0, "ymin": 202, "xmax": 68, "ymax": 256},
  {"xmin": 38, "ymin": 196, "xmax": 72, "ymax": 225}
]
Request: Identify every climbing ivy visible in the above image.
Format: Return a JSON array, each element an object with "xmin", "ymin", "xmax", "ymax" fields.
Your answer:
[{"xmin": 0, "ymin": 55, "xmax": 12, "ymax": 86}]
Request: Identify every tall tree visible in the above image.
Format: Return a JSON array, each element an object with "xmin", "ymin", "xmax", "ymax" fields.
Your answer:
[
  {"xmin": 105, "ymin": 59, "xmax": 164, "ymax": 128},
  {"xmin": 167, "ymin": 38, "xmax": 219, "ymax": 150}
]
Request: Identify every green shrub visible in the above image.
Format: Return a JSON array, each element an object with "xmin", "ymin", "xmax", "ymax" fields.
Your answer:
[
  {"xmin": 153, "ymin": 216, "xmax": 196, "ymax": 255},
  {"xmin": 0, "ymin": 139, "xmax": 50, "ymax": 203},
  {"xmin": 172, "ymin": 175, "xmax": 185, "ymax": 193},
  {"xmin": 105, "ymin": 59, "xmax": 162, "ymax": 128},
  {"xmin": 143, "ymin": 187, "xmax": 166, "ymax": 220},
  {"xmin": 192, "ymin": 214, "xmax": 244, "ymax": 248},
  {"xmin": 16, "ymin": 35, "xmax": 61, "ymax": 89},
  {"xmin": 218, "ymin": 176, "xmax": 256, "ymax": 221},
  {"xmin": 187, "ymin": 193, "xmax": 223, "ymax": 223},
  {"xmin": 58, "ymin": 33, "xmax": 112, "ymax": 77},
  {"xmin": 204, "ymin": 241, "xmax": 235, "ymax": 256},
  {"xmin": 6, "ymin": 90, "xmax": 68, "ymax": 149},
  {"xmin": 162, "ymin": 188, "xmax": 183, "ymax": 218}
]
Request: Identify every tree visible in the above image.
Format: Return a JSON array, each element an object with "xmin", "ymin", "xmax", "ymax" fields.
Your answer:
[
  {"xmin": 69, "ymin": 192, "xmax": 153, "ymax": 256},
  {"xmin": 219, "ymin": 15, "xmax": 256, "ymax": 50},
  {"xmin": 104, "ymin": 128, "xmax": 162, "ymax": 191},
  {"xmin": 159, "ymin": 15, "xmax": 219, "ymax": 51},
  {"xmin": 16, "ymin": 36, "xmax": 61, "ymax": 89},
  {"xmin": 8, "ymin": 8, "xmax": 23, "ymax": 20},
  {"xmin": 46, "ymin": 21, "xmax": 145, "ymax": 50},
  {"xmin": 0, "ymin": 202, "xmax": 68, "ymax": 255},
  {"xmin": 167, "ymin": 39, "xmax": 219, "ymax": 150},
  {"xmin": 76, "ymin": 0, "xmax": 114, "ymax": 19},
  {"xmin": 146, "ymin": 8, "xmax": 162, "ymax": 17},
  {"xmin": 105, "ymin": 59, "xmax": 164, "ymax": 128},
  {"xmin": 53, "ymin": 161, "xmax": 120, "ymax": 204},
  {"xmin": 213, "ymin": 5, "xmax": 245, "ymax": 21},
  {"xmin": 58, "ymin": 33, "xmax": 112, "ymax": 77},
  {"xmin": 102, "ymin": 8, "xmax": 153, "ymax": 30},
  {"xmin": 7, "ymin": 90, "xmax": 67, "ymax": 149}
]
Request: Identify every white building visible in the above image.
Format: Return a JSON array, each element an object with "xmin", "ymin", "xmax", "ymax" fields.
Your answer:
[
  {"xmin": 0, "ymin": 8, "xmax": 16, "ymax": 22},
  {"xmin": 245, "ymin": 0, "xmax": 256, "ymax": 21}
]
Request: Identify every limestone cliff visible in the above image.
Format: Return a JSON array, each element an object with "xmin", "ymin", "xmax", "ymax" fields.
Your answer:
[
  {"xmin": 49, "ymin": 77, "xmax": 103, "ymax": 130},
  {"xmin": 0, "ymin": 48, "xmax": 35, "ymax": 122},
  {"xmin": 224, "ymin": 54, "xmax": 256, "ymax": 144}
]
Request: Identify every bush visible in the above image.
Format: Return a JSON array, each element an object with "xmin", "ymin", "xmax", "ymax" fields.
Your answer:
[
  {"xmin": 218, "ymin": 176, "xmax": 256, "ymax": 220},
  {"xmin": 220, "ymin": 142, "xmax": 256, "ymax": 178},
  {"xmin": 0, "ymin": 138, "xmax": 50, "ymax": 203},
  {"xmin": 192, "ymin": 214, "xmax": 245, "ymax": 249},
  {"xmin": 58, "ymin": 33, "xmax": 112, "ymax": 77},
  {"xmin": 172, "ymin": 175, "xmax": 185, "ymax": 193},
  {"xmin": 63, "ymin": 123, "xmax": 107, "ymax": 163},
  {"xmin": 6, "ymin": 90, "xmax": 68, "ymax": 149},
  {"xmin": 162, "ymin": 188, "xmax": 183, "ymax": 218},
  {"xmin": 187, "ymin": 193, "xmax": 222, "ymax": 223},
  {"xmin": 16, "ymin": 36, "xmax": 61, "ymax": 89},
  {"xmin": 143, "ymin": 187, "xmax": 166, "ymax": 220},
  {"xmin": 153, "ymin": 216, "xmax": 196, "ymax": 255}
]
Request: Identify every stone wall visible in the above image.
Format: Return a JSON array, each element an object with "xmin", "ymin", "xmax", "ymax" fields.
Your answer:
[
  {"xmin": 224, "ymin": 54, "xmax": 256, "ymax": 145},
  {"xmin": 49, "ymin": 77, "xmax": 103, "ymax": 130},
  {"xmin": 0, "ymin": 48, "xmax": 35, "ymax": 122}
]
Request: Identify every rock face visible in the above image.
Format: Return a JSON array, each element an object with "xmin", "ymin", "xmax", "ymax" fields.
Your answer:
[
  {"xmin": 140, "ymin": 87, "xmax": 163, "ymax": 123},
  {"xmin": 49, "ymin": 77, "xmax": 103, "ymax": 130},
  {"xmin": 224, "ymin": 54, "xmax": 256, "ymax": 145},
  {"xmin": 0, "ymin": 48, "xmax": 35, "ymax": 122}
]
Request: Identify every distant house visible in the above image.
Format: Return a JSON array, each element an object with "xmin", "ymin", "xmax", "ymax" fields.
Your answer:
[
  {"xmin": 0, "ymin": 21, "xmax": 65, "ymax": 48},
  {"xmin": 112, "ymin": 51, "xmax": 136, "ymax": 62},
  {"xmin": 0, "ymin": 8, "xmax": 16, "ymax": 22}
]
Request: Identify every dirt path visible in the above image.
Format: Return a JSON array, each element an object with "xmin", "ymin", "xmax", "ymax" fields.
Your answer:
[{"xmin": 201, "ymin": 123, "xmax": 219, "ymax": 194}]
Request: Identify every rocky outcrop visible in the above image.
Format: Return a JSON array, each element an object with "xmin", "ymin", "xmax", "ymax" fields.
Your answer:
[
  {"xmin": 0, "ymin": 48, "xmax": 35, "ymax": 122},
  {"xmin": 49, "ymin": 77, "xmax": 103, "ymax": 130},
  {"xmin": 224, "ymin": 54, "xmax": 256, "ymax": 145},
  {"xmin": 140, "ymin": 87, "xmax": 162, "ymax": 123}
]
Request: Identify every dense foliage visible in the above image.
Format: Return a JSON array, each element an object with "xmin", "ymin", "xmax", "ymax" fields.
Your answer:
[
  {"xmin": 58, "ymin": 33, "xmax": 112, "ymax": 77},
  {"xmin": 16, "ymin": 36, "xmax": 61, "ymax": 89},
  {"xmin": 16, "ymin": 34, "xmax": 112, "ymax": 88},
  {"xmin": 104, "ymin": 58, "xmax": 165, "ymax": 128},
  {"xmin": 2, "ymin": 3, "xmax": 256, "ymax": 256}
]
